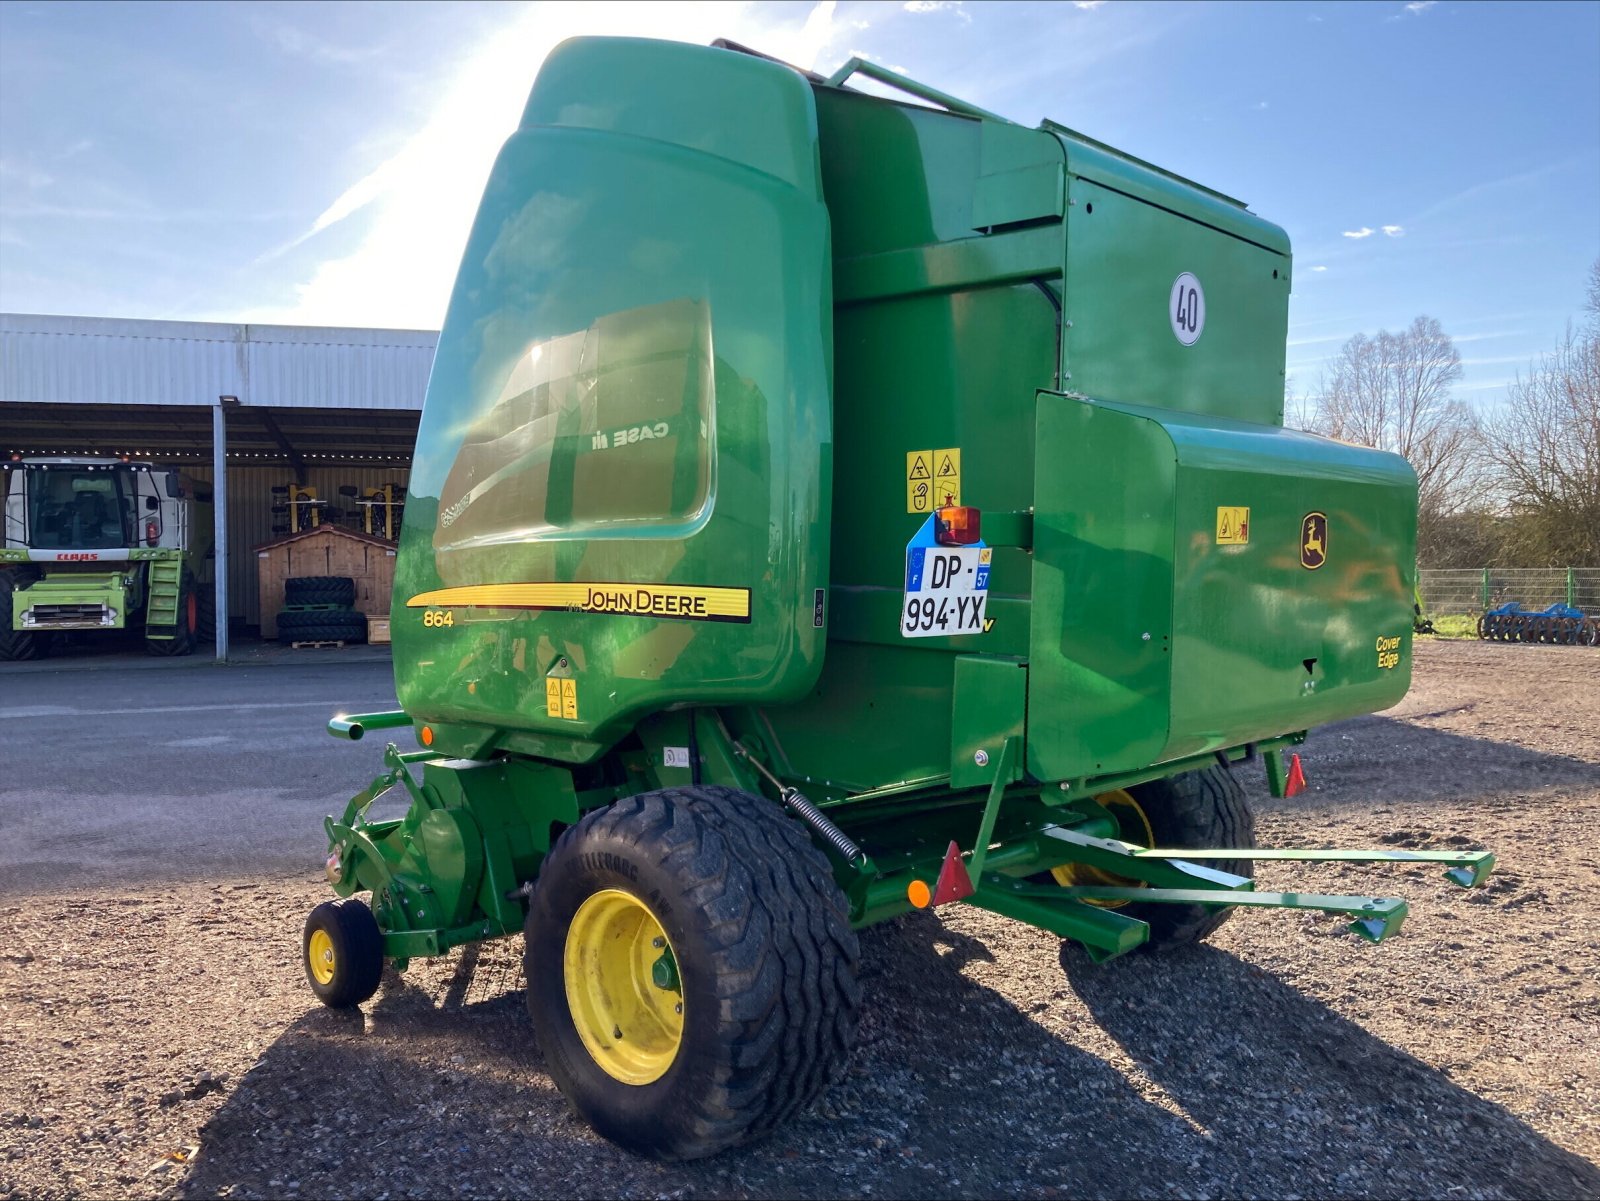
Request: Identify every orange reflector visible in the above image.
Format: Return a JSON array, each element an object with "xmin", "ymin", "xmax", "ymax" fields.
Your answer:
[
  {"xmin": 934, "ymin": 506, "xmax": 982, "ymax": 546},
  {"xmin": 931, "ymin": 840, "xmax": 976, "ymax": 906},
  {"xmin": 1285, "ymin": 752, "xmax": 1306, "ymax": 797},
  {"xmin": 907, "ymin": 879, "xmax": 932, "ymax": 909},
  {"xmin": 420, "ymin": 726, "xmax": 434, "ymax": 747}
]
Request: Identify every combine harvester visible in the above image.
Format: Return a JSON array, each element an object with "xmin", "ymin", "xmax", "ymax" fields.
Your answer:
[
  {"xmin": 302, "ymin": 38, "xmax": 1495, "ymax": 1159},
  {"xmin": 1, "ymin": 455, "xmax": 213, "ymax": 660}
]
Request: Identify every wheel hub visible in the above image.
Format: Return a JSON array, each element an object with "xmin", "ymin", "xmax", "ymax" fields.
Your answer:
[
  {"xmin": 308, "ymin": 928, "xmax": 337, "ymax": 986},
  {"xmin": 563, "ymin": 889, "xmax": 684, "ymax": 1086}
]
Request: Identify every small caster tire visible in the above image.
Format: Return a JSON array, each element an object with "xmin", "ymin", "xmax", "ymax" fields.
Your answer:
[{"xmin": 303, "ymin": 898, "xmax": 383, "ymax": 1008}]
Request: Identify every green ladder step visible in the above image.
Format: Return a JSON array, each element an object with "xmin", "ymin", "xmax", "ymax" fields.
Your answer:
[{"xmin": 146, "ymin": 559, "xmax": 183, "ymax": 628}]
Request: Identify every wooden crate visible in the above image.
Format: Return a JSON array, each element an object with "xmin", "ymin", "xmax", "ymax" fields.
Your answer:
[
  {"xmin": 366, "ymin": 614, "xmax": 392, "ymax": 645},
  {"xmin": 254, "ymin": 526, "xmax": 397, "ymax": 639}
]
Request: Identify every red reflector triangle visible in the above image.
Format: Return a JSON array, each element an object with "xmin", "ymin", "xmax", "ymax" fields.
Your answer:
[
  {"xmin": 1285, "ymin": 752, "xmax": 1307, "ymax": 797},
  {"xmin": 931, "ymin": 840, "xmax": 975, "ymax": 906}
]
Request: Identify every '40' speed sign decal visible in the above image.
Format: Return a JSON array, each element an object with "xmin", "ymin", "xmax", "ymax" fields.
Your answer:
[{"xmin": 1170, "ymin": 272, "xmax": 1205, "ymax": 346}]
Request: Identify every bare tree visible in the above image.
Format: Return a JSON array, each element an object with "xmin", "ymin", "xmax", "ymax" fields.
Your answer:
[
  {"xmin": 1587, "ymin": 257, "xmax": 1600, "ymax": 331},
  {"xmin": 1309, "ymin": 316, "xmax": 1479, "ymax": 561},
  {"xmin": 1480, "ymin": 312, "xmax": 1600, "ymax": 566}
]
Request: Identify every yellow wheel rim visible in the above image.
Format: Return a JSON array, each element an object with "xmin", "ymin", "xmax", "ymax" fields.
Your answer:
[
  {"xmin": 1051, "ymin": 788, "xmax": 1157, "ymax": 906},
  {"xmin": 563, "ymin": 889, "xmax": 684, "ymax": 1086},
  {"xmin": 308, "ymin": 928, "xmax": 337, "ymax": 986}
]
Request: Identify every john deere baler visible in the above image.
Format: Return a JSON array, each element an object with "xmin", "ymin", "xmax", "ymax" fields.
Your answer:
[{"xmin": 302, "ymin": 38, "xmax": 1490, "ymax": 1160}]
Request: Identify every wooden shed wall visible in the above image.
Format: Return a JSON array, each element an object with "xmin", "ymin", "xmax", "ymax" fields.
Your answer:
[{"xmin": 255, "ymin": 529, "xmax": 397, "ymax": 637}]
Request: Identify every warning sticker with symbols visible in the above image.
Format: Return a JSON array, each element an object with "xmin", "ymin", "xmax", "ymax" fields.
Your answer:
[
  {"xmin": 1215, "ymin": 506, "xmax": 1250, "ymax": 545},
  {"xmin": 906, "ymin": 446, "xmax": 962, "ymax": 513},
  {"xmin": 545, "ymin": 677, "xmax": 579, "ymax": 720},
  {"xmin": 906, "ymin": 450, "xmax": 933, "ymax": 512}
]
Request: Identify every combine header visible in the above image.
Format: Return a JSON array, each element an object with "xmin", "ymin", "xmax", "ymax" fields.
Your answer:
[{"xmin": 301, "ymin": 38, "xmax": 1495, "ymax": 1159}]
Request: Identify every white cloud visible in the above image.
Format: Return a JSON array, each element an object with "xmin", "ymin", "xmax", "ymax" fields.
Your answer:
[
  {"xmin": 1254, "ymin": 100, "xmax": 1269, "ymax": 110},
  {"xmin": 903, "ymin": 0, "xmax": 966, "ymax": 14},
  {"xmin": 1342, "ymin": 227, "xmax": 1375, "ymax": 239},
  {"xmin": 1310, "ymin": 265, "xmax": 1328, "ymax": 272},
  {"xmin": 256, "ymin": 2, "xmax": 845, "ymax": 328},
  {"xmin": 1073, "ymin": 1, "xmax": 1108, "ymax": 9},
  {"xmin": 248, "ymin": 13, "xmax": 386, "ymax": 65},
  {"xmin": 1404, "ymin": 1, "xmax": 1437, "ymax": 13},
  {"xmin": 1382, "ymin": 224, "xmax": 1405, "ymax": 237}
]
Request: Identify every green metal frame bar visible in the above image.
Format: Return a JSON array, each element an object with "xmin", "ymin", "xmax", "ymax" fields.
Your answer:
[
  {"xmin": 965, "ymin": 736, "xmax": 1017, "ymax": 880},
  {"xmin": 1129, "ymin": 846, "xmax": 1497, "ymax": 889},
  {"xmin": 1056, "ymin": 886, "xmax": 1409, "ymax": 944},
  {"xmin": 967, "ymin": 872, "xmax": 1148, "ymax": 961}
]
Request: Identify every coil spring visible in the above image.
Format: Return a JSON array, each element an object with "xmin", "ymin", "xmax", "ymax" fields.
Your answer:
[{"xmin": 781, "ymin": 787, "xmax": 866, "ymax": 866}]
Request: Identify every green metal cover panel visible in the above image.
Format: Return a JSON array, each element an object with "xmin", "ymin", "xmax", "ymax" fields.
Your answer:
[
  {"xmin": 392, "ymin": 38, "xmax": 833, "ymax": 755},
  {"xmin": 1060, "ymin": 175, "xmax": 1290, "ymax": 427},
  {"xmin": 1030, "ymin": 394, "xmax": 1416, "ymax": 782}
]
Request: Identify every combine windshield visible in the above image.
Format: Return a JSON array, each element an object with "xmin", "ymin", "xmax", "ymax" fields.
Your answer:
[{"xmin": 22, "ymin": 466, "xmax": 135, "ymax": 550}]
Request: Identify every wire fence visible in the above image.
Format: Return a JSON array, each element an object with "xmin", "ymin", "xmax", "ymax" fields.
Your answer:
[{"xmin": 1419, "ymin": 568, "xmax": 1600, "ymax": 615}]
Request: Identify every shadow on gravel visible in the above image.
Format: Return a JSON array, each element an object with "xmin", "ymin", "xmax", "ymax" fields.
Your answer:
[
  {"xmin": 1255, "ymin": 714, "xmax": 1600, "ymax": 811},
  {"xmin": 1061, "ymin": 943, "xmax": 1600, "ymax": 1200},
  {"xmin": 178, "ymin": 914, "xmax": 1600, "ymax": 1201}
]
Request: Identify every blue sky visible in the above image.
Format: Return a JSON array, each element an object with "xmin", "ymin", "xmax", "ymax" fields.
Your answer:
[{"xmin": 2, "ymin": 0, "xmax": 1596, "ymax": 410}]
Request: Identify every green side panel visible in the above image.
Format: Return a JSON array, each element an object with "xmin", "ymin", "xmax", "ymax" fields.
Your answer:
[
  {"xmin": 756, "ymin": 99, "xmax": 1059, "ymax": 789},
  {"xmin": 949, "ymin": 655, "xmax": 1027, "ymax": 789},
  {"xmin": 1162, "ymin": 407, "xmax": 1417, "ymax": 760},
  {"xmin": 1029, "ymin": 393, "xmax": 1416, "ymax": 782},
  {"xmin": 392, "ymin": 38, "xmax": 833, "ymax": 757},
  {"xmin": 1030, "ymin": 397, "xmax": 1176, "ymax": 779},
  {"xmin": 1060, "ymin": 174, "xmax": 1291, "ymax": 427}
]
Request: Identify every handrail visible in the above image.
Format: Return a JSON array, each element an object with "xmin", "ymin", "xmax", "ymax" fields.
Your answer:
[
  {"xmin": 327, "ymin": 710, "xmax": 412, "ymax": 741},
  {"xmin": 824, "ymin": 57, "xmax": 1012, "ymax": 124}
]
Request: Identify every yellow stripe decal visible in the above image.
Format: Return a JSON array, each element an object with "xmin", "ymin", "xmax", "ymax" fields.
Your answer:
[{"xmin": 407, "ymin": 582, "xmax": 751, "ymax": 623}]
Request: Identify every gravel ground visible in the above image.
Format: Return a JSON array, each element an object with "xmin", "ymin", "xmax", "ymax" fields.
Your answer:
[{"xmin": 3, "ymin": 639, "xmax": 1598, "ymax": 1200}]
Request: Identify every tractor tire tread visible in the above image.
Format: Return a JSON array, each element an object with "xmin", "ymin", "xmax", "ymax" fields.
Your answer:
[
  {"xmin": 284, "ymin": 576, "xmax": 357, "ymax": 607},
  {"xmin": 0, "ymin": 568, "xmax": 42, "ymax": 661},
  {"xmin": 1125, "ymin": 764, "xmax": 1255, "ymax": 950},
  {"xmin": 525, "ymin": 785, "xmax": 859, "ymax": 1160}
]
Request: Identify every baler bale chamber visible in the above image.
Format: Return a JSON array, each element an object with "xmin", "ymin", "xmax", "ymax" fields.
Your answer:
[{"xmin": 303, "ymin": 37, "xmax": 1494, "ymax": 1160}]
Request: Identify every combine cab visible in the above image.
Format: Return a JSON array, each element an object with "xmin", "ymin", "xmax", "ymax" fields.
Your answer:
[
  {"xmin": 1, "ymin": 456, "xmax": 213, "ymax": 659},
  {"xmin": 301, "ymin": 38, "xmax": 1493, "ymax": 1159}
]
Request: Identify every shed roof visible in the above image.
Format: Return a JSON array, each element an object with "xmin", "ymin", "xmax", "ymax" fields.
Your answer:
[
  {"xmin": 1, "ymin": 313, "xmax": 437, "ymax": 410},
  {"xmin": 252, "ymin": 522, "xmax": 399, "ymax": 554}
]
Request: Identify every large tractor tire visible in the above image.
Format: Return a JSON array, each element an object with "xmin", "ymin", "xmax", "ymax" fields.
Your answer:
[
  {"xmin": 0, "ymin": 568, "xmax": 43, "ymax": 661},
  {"xmin": 524, "ymin": 786, "xmax": 861, "ymax": 1161},
  {"xmin": 144, "ymin": 569, "xmax": 199, "ymax": 657},
  {"xmin": 1054, "ymin": 764, "xmax": 1255, "ymax": 951},
  {"xmin": 284, "ymin": 575, "xmax": 356, "ymax": 607},
  {"xmin": 276, "ymin": 608, "xmax": 367, "ymax": 645}
]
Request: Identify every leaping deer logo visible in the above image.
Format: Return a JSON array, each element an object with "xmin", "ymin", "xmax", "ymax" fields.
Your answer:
[{"xmin": 1301, "ymin": 512, "xmax": 1328, "ymax": 570}]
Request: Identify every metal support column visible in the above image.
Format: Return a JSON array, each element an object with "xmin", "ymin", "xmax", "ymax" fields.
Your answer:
[{"xmin": 212, "ymin": 400, "xmax": 230, "ymax": 662}]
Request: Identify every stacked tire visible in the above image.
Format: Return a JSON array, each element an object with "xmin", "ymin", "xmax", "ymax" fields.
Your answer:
[{"xmin": 277, "ymin": 576, "xmax": 367, "ymax": 646}]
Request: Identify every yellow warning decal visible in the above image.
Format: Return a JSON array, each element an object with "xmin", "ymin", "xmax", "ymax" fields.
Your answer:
[
  {"xmin": 906, "ymin": 447, "xmax": 962, "ymax": 513},
  {"xmin": 1216, "ymin": 506, "xmax": 1250, "ymax": 545},
  {"xmin": 407, "ymin": 583, "xmax": 751, "ymax": 623},
  {"xmin": 544, "ymin": 677, "xmax": 580, "ymax": 720},
  {"xmin": 934, "ymin": 448, "xmax": 961, "ymax": 509},
  {"xmin": 907, "ymin": 450, "xmax": 933, "ymax": 513}
]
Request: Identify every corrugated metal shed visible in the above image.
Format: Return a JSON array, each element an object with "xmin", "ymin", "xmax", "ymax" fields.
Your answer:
[
  {"xmin": 186, "ymin": 465, "xmax": 411, "ymax": 625},
  {"xmin": 0, "ymin": 313, "xmax": 436, "ymax": 409}
]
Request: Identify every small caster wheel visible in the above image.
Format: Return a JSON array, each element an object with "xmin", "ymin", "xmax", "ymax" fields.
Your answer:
[{"xmin": 303, "ymin": 898, "xmax": 383, "ymax": 1008}]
